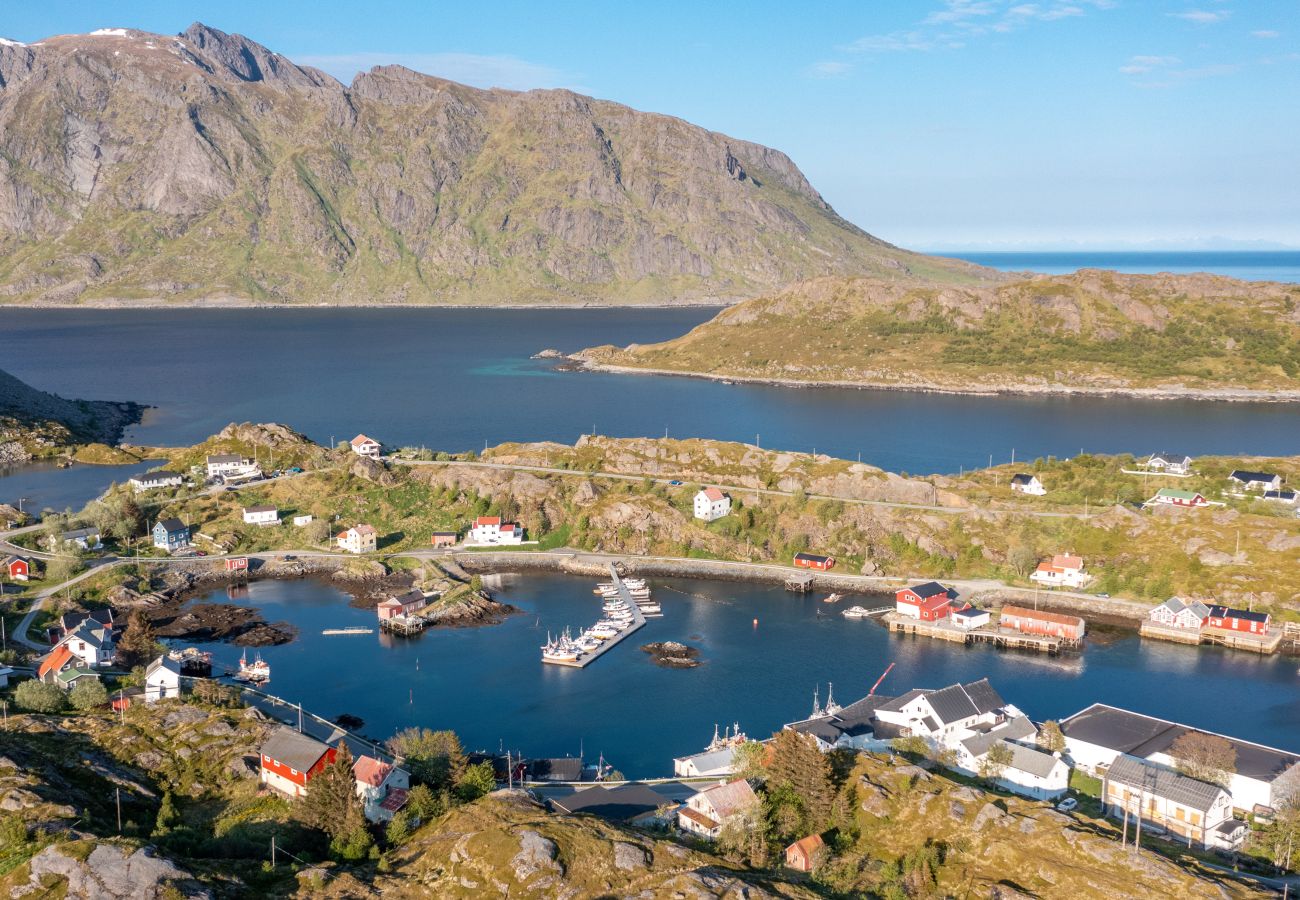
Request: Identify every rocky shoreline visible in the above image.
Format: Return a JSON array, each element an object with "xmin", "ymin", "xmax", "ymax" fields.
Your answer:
[{"xmin": 640, "ymin": 641, "xmax": 702, "ymax": 668}]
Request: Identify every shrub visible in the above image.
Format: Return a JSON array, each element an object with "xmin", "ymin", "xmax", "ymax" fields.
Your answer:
[
  {"xmin": 15, "ymin": 679, "xmax": 68, "ymax": 713},
  {"xmin": 69, "ymin": 679, "xmax": 109, "ymax": 711}
]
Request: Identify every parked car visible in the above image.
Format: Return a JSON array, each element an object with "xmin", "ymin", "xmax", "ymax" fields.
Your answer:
[
  {"xmin": 668, "ymin": 480, "xmax": 683, "ymax": 486},
  {"xmin": 288, "ymin": 467, "xmax": 303, "ymax": 474},
  {"xmin": 1056, "ymin": 797, "xmax": 1078, "ymax": 812},
  {"xmin": 1094, "ymin": 592, "xmax": 1110, "ymax": 599}
]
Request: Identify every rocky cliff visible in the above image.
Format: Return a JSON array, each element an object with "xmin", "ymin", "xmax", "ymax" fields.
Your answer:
[
  {"xmin": 0, "ymin": 24, "xmax": 988, "ymax": 307},
  {"xmin": 0, "ymin": 367, "xmax": 143, "ymax": 461}
]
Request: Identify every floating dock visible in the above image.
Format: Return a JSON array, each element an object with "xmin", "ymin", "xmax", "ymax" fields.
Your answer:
[
  {"xmin": 883, "ymin": 612, "xmax": 1073, "ymax": 654},
  {"xmin": 543, "ymin": 565, "xmax": 646, "ymax": 668},
  {"xmin": 322, "ymin": 627, "xmax": 375, "ymax": 635},
  {"xmin": 1140, "ymin": 622, "xmax": 1286, "ymax": 654}
]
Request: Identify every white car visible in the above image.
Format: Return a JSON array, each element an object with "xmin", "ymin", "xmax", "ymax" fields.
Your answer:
[{"xmin": 1056, "ymin": 797, "xmax": 1078, "ymax": 813}]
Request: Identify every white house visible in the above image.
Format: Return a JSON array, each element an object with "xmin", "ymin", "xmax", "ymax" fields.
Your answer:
[
  {"xmin": 693, "ymin": 487, "xmax": 732, "ymax": 521},
  {"xmin": 353, "ymin": 755, "xmax": 410, "ymax": 823},
  {"xmin": 678, "ymin": 779, "xmax": 759, "ymax": 840},
  {"xmin": 1228, "ymin": 470, "xmax": 1281, "ymax": 492},
  {"xmin": 242, "ymin": 505, "xmax": 280, "ymax": 527},
  {"xmin": 57, "ymin": 527, "xmax": 102, "ymax": 551},
  {"xmin": 350, "ymin": 434, "xmax": 382, "ymax": 459},
  {"xmin": 144, "ymin": 655, "xmax": 182, "ymax": 702},
  {"xmin": 950, "ymin": 607, "xmax": 990, "ymax": 630},
  {"xmin": 129, "ymin": 470, "xmax": 184, "ymax": 493},
  {"xmin": 1148, "ymin": 597, "xmax": 1211, "ymax": 631},
  {"xmin": 785, "ymin": 693, "xmax": 897, "ymax": 753},
  {"xmin": 292, "ymin": 515, "xmax": 314, "ymax": 527},
  {"xmin": 56, "ymin": 620, "xmax": 116, "ymax": 668},
  {"xmin": 1146, "ymin": 452, "xmax": 1194, "ymax": 475},
  {"xmin": 997, "ymin": 742, "xmax": 1070, "ymax": 800},
  {"xmin": 873, "ymin": 678, "xmax": 1017, "ymax": 749},
  {"xmin": 337, "ymin": 524, "xmax": 378, "ymax": 554},
  {"xmin": 1030, "ymin": 554, "xmax": 1091, "ymax": 589},
  {"xmin": 673, "ymin": 746, "xmax": 739, "ymax": 779},
  {"xmin": 1061, "ymin": 703, "xmax": 1300, "ymax": 812},
  {"xmin": 1010, "ymin": 473, "xmax": 1046, "ymax": 496},
  {"xmin": 1103, "ymin": 754, "xmax": 1244, "ymax": 851},
  {"xmin": 468, "ymin": 516, "xmax": 524, "ymax": 545},
  {"xmin": 206, "ymin": 453, "xmax": 256, "ymax": 479}
]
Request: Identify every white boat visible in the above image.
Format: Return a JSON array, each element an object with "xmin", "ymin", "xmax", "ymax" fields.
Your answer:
[
  {"xmin": 842, "ymin": 606, "xmax": 870, "ymax": 619},
  {"xmin": 635, "ymin": 602, "xmax": 662, "ymax": 614},
  {"xmin": 543, "ymin": 645, "xmax": 581, "ymax": 662},
  {"xmin": 234, "ymin": 651, "xmax": 271, "ymax": 683},
  {"xmin": 822, "ymin": 593, "xmax": 844, "ymax": 604}
]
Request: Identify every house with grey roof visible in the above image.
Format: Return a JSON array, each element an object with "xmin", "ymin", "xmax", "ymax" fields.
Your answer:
[
  {"xmin": 129, "ymin": 470, "xmax": 184, "ymax": 493},
  {"xmin": 785, "ymin": 692, "xmax": 898, "ymax": 752},
  {"xmin": 678, "ymin": 779, "xmax": 759, "ymax": 840},
  {"xmin": 144, "ymin": 655, "xmax": 182, "ymax": 702},
  {"xmin": 1147, "ymin": 597, "xmax": 1211, "ymax": 631},
  {"xmin": 872, "ymin": 678, "xmax": 1014, "ymax": 747},
  {"xmin": 1146, "ymin": 452, "xmax": 1194, "ymax": 475},
  {"xmin": 1103, "ymin": 754, "xmax": 1244, "ymax": 850}
]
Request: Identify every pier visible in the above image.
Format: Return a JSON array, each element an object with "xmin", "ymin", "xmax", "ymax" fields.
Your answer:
[
  {"xmin": 883, "ymin": 612, "xmax": 1072, "ymax": 654},
  {"xmin": 1140, "ymin": 621, "xmax": 1287, "ymax": 654},
  {"xmin": 379, "ymin": 616, "xmax": 429, "ymax": 636},
  {"xmin": 543, "ymin": 565, "xmax": 646, "ymax": 668}
]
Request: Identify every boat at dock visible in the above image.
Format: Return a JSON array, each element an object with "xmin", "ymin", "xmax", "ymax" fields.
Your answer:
[
  {"xmin": 822, "ymin": 593, "xmax": 844, "ymax": 603},
  {"xmin": 842, "ymin": 606, "xmax": 870, "ymax": 618},
  {"xmin": 233, "ymin": 652, "xmax": 271, "ymax": 684}
]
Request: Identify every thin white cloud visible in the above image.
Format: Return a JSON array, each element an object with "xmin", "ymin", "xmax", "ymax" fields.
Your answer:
[
  {"xmin": 1169, "ymin": 10, "xmax": 1230, "ymax": 24},
  {"xmin": 841, "ymin": 0, "xmax": 1113, "ymax": 56},
  {"xmin": 296, "ymin": 51, "xmax": 581, "ymax": 91},
  {"xmin": 807, "ymin": 60, "xmax": 855, "ymax": 78},
  {"xmin": 1118, "ymin": 54, "xmax": 1180, "ymax": 74},
  {"xmin": 1251, "ymin": 30, "xmax": 1280, "ymax": 39}
]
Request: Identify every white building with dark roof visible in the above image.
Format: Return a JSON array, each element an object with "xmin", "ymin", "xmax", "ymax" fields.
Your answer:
[
  {"xmin": 1009, "ymin": 473, "xmax": 1046, "ymax": 496},
  {"xmin": 872, "ymin": 678, "xmax": 1013, "ymax": 746},
  {"xmin": 1061, "ymin": 703, "xmax": 1300, "ymax": 812},
  {"xmin": 1228, "ymin": 470, "xmax": 1281, "ymax": 492},
  {"xmin": 1147, "ymin": 597, "xmax": 1211, "ymax": 631},
  {"xmin": 129, "ymin": 470, "xmax": 184, "ymax": 493},
  {"xmin": 144, "ymin": 655, "xmax": 182, "ymax": 702},
  {"xmin": 1103, "ymin": 754, "xmax": 1243, "ymax": 851},
  {"xmin": 1146, "ymin": 452, "xmax": 1194, "ymax": 475}
]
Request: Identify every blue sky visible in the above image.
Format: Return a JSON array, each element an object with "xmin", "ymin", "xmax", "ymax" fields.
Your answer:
[{"xmin": 6, "ymin": 1, "xmax": 1298, "ymax": 249}]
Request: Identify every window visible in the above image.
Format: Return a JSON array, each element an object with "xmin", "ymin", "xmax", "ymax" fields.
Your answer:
[
  {"xmin": 290, "ymin": 768, "xmax": 298, "ymax": 776},
  {"xmin": 1191, "ymin": 812, "xmax": 1200, "ymax": 825}
]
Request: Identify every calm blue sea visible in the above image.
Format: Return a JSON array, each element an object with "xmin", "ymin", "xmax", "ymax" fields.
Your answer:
[{"xmin": 943, "ymin": 250, "xmax": 1300, "ymax": 283}]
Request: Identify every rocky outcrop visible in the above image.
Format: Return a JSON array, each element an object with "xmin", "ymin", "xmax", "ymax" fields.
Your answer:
[
  {"xmin": 0, "ymin": 367, "xmax": 143, "ymax": 458},
  {"xmin": 0, "ymin": 24, "xmax": 987, "ymax": 307},
  {"xmin": 20, "ymin": 842, "xmax": 213, "ymax": 899}
]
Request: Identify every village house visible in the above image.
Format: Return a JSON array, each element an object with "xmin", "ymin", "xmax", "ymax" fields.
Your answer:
[
  {"xmin": 1148, "ymin": 597, "xmax": 1211, "ymax": 631},
  {"xmin": 259, "ymin": 728, "xmax": 337, "ymax": 798},
  {"xmin": 1061, "ymin": 703, "xmax": 1300, "ymax": 812},
  {"xmin": 1263, "ymin": 489, "xmax": 1297, "ymax": 505},
  {"xmin": 36, "ymin": 645, "xmax": 77, "ymax": 685},
  {"xmin": 152, "ymin": 517, "xmax": 191, "ymax": 552},
  {"xmin": 792, "ymin": 552, "xmax": 834, "ymax": 570},
  {"xmin": 144, "ymin": 655, "xmax": 182, "ymax": 702},
  {"xmin": 1009, "ymin": 473, "xmax": 1046, "ymax": 496},
  {"xmin": 693, "ymin": 487, "xmax": 732, "ymax": 521},
  {"xmin": 353, "ymin": 755, "xmax": 410, "ymax": 823},
  {"xmin": 337, "ymin": 524, "xmax": 378, "ymax": 554},
  {"xmin": 1146, "ymin": 452, "xmax": 1194, "ymax": 475},
  {"xmin": 292, "ymin": 515, "xmax": 314, "ymax": 526},
  {"xmin": 1103, "ymin": 754, "xmax": 1244, "ymax": 851},
  {"xmin": 430, "ymin": 531, "xmax": 458, "ymax": 548},
  {"xmin": 129, "ymin": 470, "xmax": 184, "ymax": 493},
  {"xmin": 998, "ymin": 605, "xmax": 1086, "ymax": 641},
  {"xmin": 950, "ymin": 606, "xmax": 990, "ymax": 630},
  {"xmin": 57, "ymin": 526, "xmax": 102, "ymax": 551},
  {"xmin": 54, "ymin": 619, "xmax": 116, "ymax": 668},
  {"xmin": 678, "ymin": 779, "xmax": 760, "ymax": 840},
  {"xmin": 1029, "ymin": 554, "xmax": 1091, "ymax": 589},
  {"xmin": 1228, "ymin": 470, "xmax": 1282, "ymax": 492},
  {"xmin": 1205, "ymin": 605, "xmax": 1270, "ymax": 635},
  {"xmin": 985, "ymin": 740, "xmax": 1068, "ymax": 800},
  {"xmin": 1149, "ymin": 488, "xmax": 1210, "ymax": 508},
  {"xmin": 242, "ymin": 505, "xmax": 280, "ymax": 527},
  {"xmin": 4, "ymin": 555, "xmax": 31, "ymax": 581},
  {"xmin": 51, "ymin": 609, "xmax": 114, "ymax": 644},
  {"xmin": 467, "ymin": 516, "xmax": 524, "ymax": 545},
  {"xmin": 786, "ymin": 692, "xmax": 898, "ymax": 752},
  {"xmin": 0, "ymin": 666, "xmax": 12, "ymax": 688},
  {"xmin": 350, "ymin": 434, "xmax": 382, "ymax": 459},
  {"xmin": 872, "ymin": 678, "xmax": 1018, "ymax": 748},
  {"xmin": 206, "ymin": 453, "xmax": 257, "ymax": 480},
  {"xmin": 894, "ymin": 581, "xmax": 963, "ymax": 621},
  {"xmin": 376, "ymin": 589, "xmax": 429, "ymax": 621},
  {"xmin": 784, "ymin": 834, "xmax": 825, "ymax": 873}
]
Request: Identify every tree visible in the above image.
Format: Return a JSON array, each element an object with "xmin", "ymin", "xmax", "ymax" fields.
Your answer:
[
  {"xmin": 295, "ymin": 743, "xmax": 366, "ymax": 841},
  {"xmin": 306, "ymin": 519, "xmax": 331, "ymax": 544},
  {"xmin": 404, "ymin": 783, "xmax": 443, "ymax": 823},
  {"xmin": 731, "ymin": 741, "xmax": 767, "ymax": 781},
  {"xmin": 454, "ymin": 761, "xmax": 496, "ymax": 802},
  {"xmin": 69, "ymin": 679, "xmax": 109, "ymax": 711},
  {"xmin": 978, "ymin": 742, "xmax": 1014, "ymax": 783},
  {"xmin": 890, "ymin": 735, "xmax": 929, "ymax": 759},
  {"xmin": 153, "ymin": 791, "xmax": 179, "ymax": 837},
  {"xmin": 717, "ymin": 801, "xmax": 769, "ymax": 867},
  {"xmin": 766, "ymin": 729, "xmax": 834, "ymax": 833},
  {"xmin": 116, "ymin": 609, "xmax": 160, "ymax": 668},
  {"xmin": 387, "ymin": 728, "xmax": 465, "ymax": 790},
  {"xmin": 1038, "ymin": 720, "xmax": 1066, "ymax": 754},
  {"xmin": 1170, "ymin": 732, "xmax": 1237, "ymax": 787},
  {"xmin": 15, "ymin": 680, "xmax": 67, "ymax": 713},
  {"xmin": 1008, "ymin": 544, "xmax": 1039, "ymax": 578}
]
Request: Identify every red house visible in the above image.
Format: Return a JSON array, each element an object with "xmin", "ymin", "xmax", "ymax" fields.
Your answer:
[
  {"xmin": 430, "ymin": 532, "xmax": 458, "ymax": 548},
  {"xmin": 1205, "ymin": 605, "xmax": 1270, "ymax": 635},
  {"xmin": 998, "ymin": 605, "xmax": 1087, "ymax": 641},
  {"xmin": 784, "ymin": 834, "xmax": 825, "ymax": 872},
  {"xmin": 895, "ymin": 582, "xmax": 962, "ymax": 621},
  {"xmin": 793, "ymin": 552, "xmax": 835, "ymax": 571},
  {"xmin": 376, "ymin": 589, "xmax": 429, "ymax": 621},
  {"xmin": 260, "ymin": 728, "xmax": 337, "ymax": 798},
  {"xmin": 4, "ymin": 555, "xmax": 30, "ymax": 581}
]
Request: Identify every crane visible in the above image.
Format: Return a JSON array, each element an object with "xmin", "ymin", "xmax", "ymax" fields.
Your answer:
[{"xmin": 868, "ymin": 662, "xmax": 895, "ymax": 697}]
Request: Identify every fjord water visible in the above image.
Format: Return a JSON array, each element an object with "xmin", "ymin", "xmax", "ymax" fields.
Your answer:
[
  {"xmin": 190, "ymin": 575, "xmax": 1299, "ymax": 777},
  {"xmin": 2, "ymin": 305, "xmax": 1298, "ymax": 511},
  {"xmin": 947, "ymin": 250, "xmax": 1300, "ymax": 283}
]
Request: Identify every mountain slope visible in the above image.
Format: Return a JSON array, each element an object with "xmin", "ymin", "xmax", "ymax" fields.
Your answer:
[
  {"xmin": 0, "ymin": 24, "xmax": 990, "ymax": 306},
  {"xmin": 0, "ymin": 367, "xmax": 143, "ymax": 461},
  {"xmin": 575, "ymin": 270, "xmax": 1300, "ymax": 397}
]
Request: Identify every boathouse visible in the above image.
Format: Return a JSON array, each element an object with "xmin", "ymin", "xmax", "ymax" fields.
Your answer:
[
  {"xmin": 950, "ymin": 606, "xmax": 990, "ymax": 630},
  {"xmin": 260, "ymin": 728, "xmax": 337, "ymax": 799},
  {"xmin": 430, "ymin": 531, "xmax": 458, "ymax": 548},
  {"xmin": 1205, "ymin": 605, "xmax": 1270, "ymax": 635},
  {"xmin": 4, "ymin": 555, "xmax": 30, "ymax": 581},
  {"xmin": 377, "ymin": 589, "xmax": 428, "ymax": 621},
  {"xmin": 894, "ymin": 582, "xmax": 960, "ymax": 621},
  {"xmin": 1147, "ymin": 597, "xmax": 1210, "ymax": 631},
  {"xmin": 793, "ymin": 552, "xmax": 834, "ymax": 571},
  {"xmin": 997, "ymin": 605, "xmax": 1085, "ymax": 641}
]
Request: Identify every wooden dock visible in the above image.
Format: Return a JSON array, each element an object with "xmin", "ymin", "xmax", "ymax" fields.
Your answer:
[
  {"xmin": 1141, "ymin": 621, "xmax": 1286, "ymax": 654},
  {"xmin": 379, "ymin": 616, "xmax": 428, "ymax": 636},
  {"xmin": 883, "ymin": 612, "xmax": 1072, "ymax": 654},
  {"xmin": 543, "ymin": 565, "xmax": 646, "ymax": 668}
]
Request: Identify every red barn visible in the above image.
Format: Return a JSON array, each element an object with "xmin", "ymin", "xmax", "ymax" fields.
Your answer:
[
  {"xmin": 895, "ymin": 582, "xmax": 961, "ymax": 621},
  {"xmin": 1205, "ymin": 605, "xmax": 1270, "ymax": 635},
  {"xmin": 260, "ymin": 728, "xmax": 337, "ymax": 798},
  {"xmin": 4, "ymin": 555, "xmax": 30, "ymax": 581},
  {"xmin": 793, "ymin": 552, "xmax": 835, "ymax": 571},
  {"xmin": 998, "ymin": 605, "xmax": 1086, "ymax": 641}
]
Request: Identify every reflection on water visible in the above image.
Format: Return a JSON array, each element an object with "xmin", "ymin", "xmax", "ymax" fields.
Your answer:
[{"xmin": 0, "ymin": 458, "xmax": 161, "ymax": 514}]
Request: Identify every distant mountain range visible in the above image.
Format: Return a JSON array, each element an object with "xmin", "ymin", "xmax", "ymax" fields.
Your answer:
[
  {"xmin": 0, "ymin": 23, "xmax": 989, "ymax": 307},
  {"xmin": 928, "ymin": 238, "xmax": 1300, "ymax": 253}
]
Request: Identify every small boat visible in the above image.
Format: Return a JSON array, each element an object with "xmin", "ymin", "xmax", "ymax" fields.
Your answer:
[
  {"xmin": 635, "ymin": 602, "xmax": 662, "ymax": 615},
  {"xmin": 842, "ymin": 606, "xmax": 870, "ymax": 619},
  {"xmin": 234, "ymin": 651, "xmax": 271, "ymax": 683},
  {"xmin": 822, "ymin": 593, "xmax": 844, "ymax": 604}
]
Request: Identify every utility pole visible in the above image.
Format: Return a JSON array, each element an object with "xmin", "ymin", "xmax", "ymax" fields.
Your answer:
[
  {"xmin": 1011, "ymin": 448, "xmax": 1015, "ymax": 464},
  {"xmin": 271, "ymin": 834, "xmax": 277, "ymax": 868},
  {"xmin": 297, "ymin": 703, "xmax": 303, "ymax": 733},
  {"xmin": 115, "ymin": 787, "xmax": 122, "ymax": 834}
]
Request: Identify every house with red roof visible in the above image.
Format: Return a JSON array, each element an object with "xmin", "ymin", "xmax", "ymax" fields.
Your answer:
[
  {"xmin": 468, "ymin": 515, "xmax": 524, "ymax": 545},
  {"xmin": 693, "ymin": 487, "xmax": 732, "ymax": 522},
  {"xmin": 353, "ymin": 755, "xmax": 411, "ymax": 822},
  {"xmin": 350, "ymin": 434, "xmax": 382, "ymax": 459},
  {"xmin": 37, "ymin": 645, "xmax": 76, "ymax": 684},
  {"xmin": 677, "ymin": 779, "xmax": 759, "ymax": 840},
  {"xmin": 337, "ymin": 524, "xmax": 378, "ymax": 554},
  {"xmin": 259, "ymin": 728, "xmax": 337, "ymax": 798},
  {"xmin": 1030, "ymin": 554, "xmax": 1091, "ymax": 589},
  {"xmin": 784, "ymin": 834, "xmax": 825, "ymax": 872}
]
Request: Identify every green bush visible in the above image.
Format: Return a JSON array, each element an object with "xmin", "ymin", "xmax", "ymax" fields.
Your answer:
[
  {"xmin": 15, "ymin": 679, "xmax": 67, "ymax": 713},
  {"xmin": 69, "ymin": 679, "xmax": 109, "ymax": 711}
]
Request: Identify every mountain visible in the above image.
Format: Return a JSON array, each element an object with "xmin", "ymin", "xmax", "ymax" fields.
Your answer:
[
  {"xmin": 0, "ymin": 367, "xmax": 142, "ymax": 462},
  {"xmin": 0, "ymin": 24, "xmax": 989, "ymax": 307},
  {"xmin": 574, "ymin": 270, "xmax": 1300, "ymax": 398}
]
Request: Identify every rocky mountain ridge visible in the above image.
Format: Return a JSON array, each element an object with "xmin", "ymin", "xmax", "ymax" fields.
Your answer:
[{"xmin": 0, "ymin": 23, "xmax": 989, "ymax": 306}]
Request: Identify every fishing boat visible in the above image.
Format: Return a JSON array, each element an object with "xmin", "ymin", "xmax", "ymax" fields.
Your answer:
[
  {"xmin": 635, "ymin": 601, "xmax": 662, "ymax": 615},
  {"xmin": 822, "ymin": 593, "xmax": 844, "ymax": 604},
  {"xmin": 842, "ymin": 606, "xmax": 870, "ymax": 619},
  {"xmin": 234, "ymin": 651, "xmax": 271, "ymax": 683}
]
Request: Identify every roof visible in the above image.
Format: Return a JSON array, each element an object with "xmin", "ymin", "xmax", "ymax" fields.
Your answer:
[
  {"xmin": 1154, "ymin": 597, "xmax": 1211, "ymax": 619},
  {"xmin": 961, "ymin": 715, "xmax": 1038, "ymax": 758},
  {"xmin": 55, "ymin": 666, "xmax": 100, "ymax": 685},
  {"xmin": 903, "ymin": 581, "xmax": 953, "ymax": 601},
  {"xmin": 351, "ymin": 434, "xmax": 379, "ymax": 446},
  {"xmin": 674, "ymin": 746, "xmax": 738, "ymax": 773},
  {"xmin": 207, "ymin": 453, "xmax": 244, "ymax": 464},
  {"xmin": 1106, "ymin": 754, "xmax": 1224, "ymax": 813},
  {"xmin": 698, "ymin": 779, "xmax": 758, "ymax": 818},
  {"xmin": 155, "ymin": 517, "xmax": 188, "ymax": 533},
  {"xmin": 875, "ymin": 688, "xmax": 930, "ymax": 713},
  {"xmin": 431, "ymin": 531, "xmax": 458, "ymax": 536},
  {"xmin": 61, "ymin": 527, "xmax": 100, "ymax": 540},
  {"xmin": 1048, "ymin": 554, "xmax": 1083, "ymax": 570},
  {"xmin": 999, "ymin": 605, "xmax": 1085, "ymax": 628},
  {"xmin": 787, "ymin": 834, "xmax": 825, "ymax": 857},
  {"xmin": 244, "ymin": 504, "xmax": 278, "ymax": 514},
  {"xmin": 551, "ymin": 783, "xmax": 676, "ymax": 820},
  {"xmin": 699, "ymin": 487, "xmax": 728, "ymax": 502},
  {"xmin": 132, "ymin": 470, "xmax": 180, "ymax": 483},
  {"xmin": 951, "ymin": 606, "xmax": 988, "ymax": 619},
  {"xmin": 1061, "ymin": 704, "xmax": 1300, "ymax": 782},
  {"xmin": 530, "ymin": 757, "xmax": 584, "ymax": 781},
  {"xmin": 1155, "ymin": 488, "xmax": 1203, "ymax": 501},
  {"xmin": 794, "ymin": 552, "xmax": 831, "ymax": 563},
  {"xmin": 926, "ymin": 679, "xmax": 1006, "ymax": 726},
  {"xmin": 474, "ymin": 516, "xmax": 502, "ymax": 526},
  {"xmin": 379, "ymin": 787, "xmax": 409, "ymax": 812},
  {"xmin": 1206, "ymin": 605, "xmax": 1269, "ymax": 624},
  {"xmin": 679, "ymin": 806, "xmax": 720, "ymax": 830},
  {"xmin": 64, "ymin": 620, "xmax": 111, "ymax": 649},
  {"xmin": 1010, "ymin": 473, "xmax": 1038, "ymax": 485},
  {"xmin": 1229, "ymin": 470, "xmax": 1277, "ymax": 484},
  {"xmin": 353, "ymin": 755, "xmax": 394, "ymax": 787},
  {"xmin": 38, "ymin": 645, "xmax": 74, "ymax": 679},
  {"xmin": 4, "ymin": 554, "xmax": 27, "ymax": 567},
  {"xmin": 260, "ymin": 728, "xmax": 332, "ymax": 772},
  {"xmin": 62, "ymin": 609, "xmax": 113, "ymax": 631},
  {"xmin": 1003, "ymin": 741, "xmax": 1064, "ymax": 779},
  {"xmin": 145, "ymin": 655, "xmax": 182, "ymax": 678},
  {"xmin": 1149, "ymin": 451, "xmax": 1192, "ymax": 463},
  {"xmin": 352, "ymin": 524, "xmax": 377, "ymax": 535},
  {"xmin": 1264, "ymin": 490, "xmax": 1297, "ymax": 500}
]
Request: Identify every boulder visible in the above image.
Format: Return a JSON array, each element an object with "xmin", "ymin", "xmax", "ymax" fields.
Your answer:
[
  {"xmin": 511, "ymin": 829, "xmax": 561, "ymax": 881},
  {"xmin": 613, "ymin": 841, "xmax": 650, "ymax": 871},
  {"xmin": 22, "ymin": 843, "xmax": 214, "ymax": 899}
]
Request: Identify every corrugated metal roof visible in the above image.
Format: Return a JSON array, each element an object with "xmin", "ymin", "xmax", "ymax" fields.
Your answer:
[{"xmin": 1105, "ymin": 754, "xmax": 1224, "ymax": 814}]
